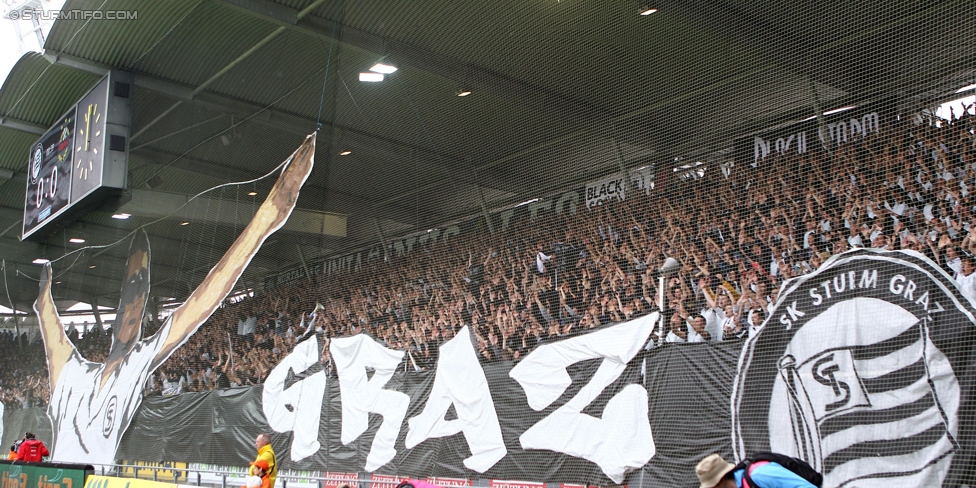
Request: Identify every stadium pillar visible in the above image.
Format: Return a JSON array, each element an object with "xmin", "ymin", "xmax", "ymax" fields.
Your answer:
[
  {"xmin": 90, "ymin": 298, "xmax": 104, "ymax": 331},
  {"xmin": 806, "ymin": 75, "xmax": 831, "ymax": 154},
  {"xmin": 473, "ymin": 180, "xmax": 495, "ymax": 235},
  {"xmin": 296, "ymin": 244, "xmax": 314, "ymax": 284},
  {"xmin": 611, "ymin": 137, "xmax": 630, "ymax": 197},
  {"xmin": 373, "ymin": 218, "xmax": 391, "ymax": 263}
]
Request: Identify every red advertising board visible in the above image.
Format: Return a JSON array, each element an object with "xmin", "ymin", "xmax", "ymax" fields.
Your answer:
[
  {"xmin": 370, "ymin": 474, "xmax": 408, "ymax": 488},
  {"xmin": 324, "ymin": 472, "xmax": 360, "ymax": 488},
  {"xmin": 426, "ymin": 478, "xmax": 472, "ymax": 487},
  {"xmin": 489, "ymin": 481, "xmax": 545, "ymax": 488}
]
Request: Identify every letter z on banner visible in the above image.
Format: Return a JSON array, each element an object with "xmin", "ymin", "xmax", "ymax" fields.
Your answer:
[
  {"xmin": 510, "ymin": 312, "xmax": 658, "ymax": 483},
  {"xmin": 733, "ymin": 249, "xmax": 976, "ymax": 488}
]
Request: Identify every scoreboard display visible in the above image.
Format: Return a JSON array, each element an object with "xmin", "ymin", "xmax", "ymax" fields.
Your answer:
[
  {"xmin": 22, "ymin": 71, "xmax": 131, "ymax": 240},
  {"xmin": 24, "ymin": 108, "xmax": 75, "ymax": 233}
]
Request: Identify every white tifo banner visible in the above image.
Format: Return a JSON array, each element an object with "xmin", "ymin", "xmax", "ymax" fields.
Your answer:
[
  {"xmin": 584, "ymin": 167, "xmax": 653, "ymax": 209},
  {"xmin": 262, "ymin": 317, "xmax": 658, "ymax": 483}
]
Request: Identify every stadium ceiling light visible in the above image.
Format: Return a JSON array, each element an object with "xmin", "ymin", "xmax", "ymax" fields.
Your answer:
[
  {"xmin": 359, "ymin": 72, "xmax": 384, "ymax": 82},
  {"xmin": 68, "ymin": 238, "xmax": 86, "ymax": 244},
  {"xmin": 822, "ymin": 105, "xmax": 857, "ymax": 115},
  {"xmin": 457, "ymin": 89, "xmax": 472, "ymax": 97},
  {"xmin": 111, "ymin": 213, "xmax": 131, "ymax": 220},
  {"xmin": 89, "ymin": 265, "xmax": 96, "ymax": 269},
  {"xmin": 639, "ymin": 6, "xmax": 658, "ymax": 15},
  {"xmin": 369, "ymin": 61, "xmax": 398, "ymax": 74},
  {"xmin": 340, "ymin": 150, "xmax": 352, "ymax": 156},
  {"xmin": 515, "ymin": 198, "xmax": 540, "ymax": 207},
  {"xmin": 32, "ymin": 258, "xmax": 50, "ymax": 264},
  {"xmin": 180, "ymin": 221, "xmax": 190, "ymax": 226},
  {"xmin": 247, "ymin": 191, "xmax": 258, "ymax": 196},
  {"xmin": 956, "ymin": 83, "xmax": 976, "ymax": 93}
]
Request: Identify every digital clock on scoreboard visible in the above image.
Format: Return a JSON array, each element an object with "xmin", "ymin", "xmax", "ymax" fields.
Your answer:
[{"xmin": 22, "ymin": 71, "xmax": 131, "ymax": 240}]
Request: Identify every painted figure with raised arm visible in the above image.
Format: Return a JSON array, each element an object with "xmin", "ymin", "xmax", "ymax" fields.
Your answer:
[{"xmin": 34, "ymin": 134, "xmax": 316, "ymax": 464}]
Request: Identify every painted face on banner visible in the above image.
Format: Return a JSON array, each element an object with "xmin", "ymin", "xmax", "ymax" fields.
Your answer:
[{"xmin": 732, "ymin": 249, "xmax": 976, "ymax": 488}]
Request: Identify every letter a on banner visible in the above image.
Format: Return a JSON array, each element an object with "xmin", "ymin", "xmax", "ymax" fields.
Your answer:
[
  {"xmin": 510, "ymin": 312, "xmax": 658, "ymax": 483},
  {"xmin": 331, "ymin": 334, "xmax": 409, "ymax": 472},
  {"xmin": 263, "ymin": 337, "xmax": 327, "ymax": 461},
  {"xmin": 406, "ymin": 326, "xmax": 507, "ymax": 472}
]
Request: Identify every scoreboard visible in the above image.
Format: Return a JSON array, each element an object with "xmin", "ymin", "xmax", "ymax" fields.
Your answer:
[{"xmin": 22, "ymin": 71, "xmax": 131, "ymax": 240}]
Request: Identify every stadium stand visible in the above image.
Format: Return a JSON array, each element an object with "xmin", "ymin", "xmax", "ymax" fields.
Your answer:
[{"xmin": 3, "ymin": 110, "xmax": 976, "ymax": 399}]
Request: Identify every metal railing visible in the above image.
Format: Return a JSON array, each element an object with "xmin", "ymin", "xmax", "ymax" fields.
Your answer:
[{"xmin": 94, "ymin": 463, "xmax": 404, "ymax": 488}]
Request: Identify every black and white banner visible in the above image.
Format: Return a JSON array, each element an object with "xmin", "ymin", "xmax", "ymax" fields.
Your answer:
[
  {"xmin": 584, "ymin": 167, "xmax": 653, "ymax": 208},
  {"xmin": 6, "ymin": 251, "xmax": 976, "ymax": 487},
  {"xmin": 733, "ymin": 102, "xmax": 894, "ymax": 167},
  {"xmin": 101, "ymin": 315, "xmax": 676, "ymax": 485},
  {"xmin": 734, "ymin": 249, "xmax": 976, "ymax": 488}
]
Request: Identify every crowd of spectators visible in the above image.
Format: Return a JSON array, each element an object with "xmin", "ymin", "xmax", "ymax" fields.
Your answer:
[
  {"xmin": 0, "ymin": 329, "xmax": 49, "ymax": 408},
  {"xmin": 3, "ymin": 106, "xmax": 976, "ymax": 404}
]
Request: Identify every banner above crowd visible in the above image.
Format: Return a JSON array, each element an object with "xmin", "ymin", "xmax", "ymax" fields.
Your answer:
[
  {"xmin": 734, "ymin": 101, "xmax": 896, "ymax": 168},
  {"xmin": 584, "ymin": 166, "xmax": 654, "ymax": 208}
]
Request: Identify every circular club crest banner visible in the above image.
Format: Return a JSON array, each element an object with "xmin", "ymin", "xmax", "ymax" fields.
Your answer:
[{"xmin": 732, "ymin": 249, "xmax": 976, "ymax": 488}]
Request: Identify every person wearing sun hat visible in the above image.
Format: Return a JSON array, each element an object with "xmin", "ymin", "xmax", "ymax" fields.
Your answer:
[
  {"xmin": 696, "ymin": 454, "xmax": 737, "ymax": 488},
  {"xmin": 695, "ymin": 453, "xmax": 818, "ymax": 488}
]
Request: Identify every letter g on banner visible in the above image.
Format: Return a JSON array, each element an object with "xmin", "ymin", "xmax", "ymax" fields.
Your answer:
[
  {"xmin": 331, "ymin": 334, "xmax": 409, "ymax": 472},
  {"xmin": 263, "ymin": 337, "xmax": 327, "ymax": 461},
  {"xmin": 510, "ymin": 313, "xmax": 658, "ymax": 483}
]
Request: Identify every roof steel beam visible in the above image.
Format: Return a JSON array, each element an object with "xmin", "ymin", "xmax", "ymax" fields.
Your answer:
[{"xmin": 0, "ymin": 116, "xmax": 47, "ymax": 135}]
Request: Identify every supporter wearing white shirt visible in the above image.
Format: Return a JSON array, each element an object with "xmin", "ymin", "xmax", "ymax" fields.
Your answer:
[
  {"xmin": 955, "ymin": 254, "xmax": 976, "ymax": 303},
  {"xmin": 702, "ymin": 313, "xmax": 723, "ymax": 342},
  {"xmin": 720, "ymin": 305, "xmax": 745, "ymax": 339},
  {"xmin": 944, "ymin": 246, "xmax": 963, "ymax": 280},
  {"xmin": 700, "ymin": 284, "xmax": 731, "ymax": 342},
  {"xmin": 665, "ymin": 312, "xmax": 710, "ymax": 343},
  {"xmin": 665, "ymin": 312, "xmax": 689, "ymax": 343},
  {"xmin": 535, "ymin": 243, "xmax": 552, "ymax": 274},
  {"xmin": 746, "ymin": 308, "xmax": 765, "ymax": 338},
  {"xmin": 802, "ymin": 220, "xmax": 819, "ymax": 249}
]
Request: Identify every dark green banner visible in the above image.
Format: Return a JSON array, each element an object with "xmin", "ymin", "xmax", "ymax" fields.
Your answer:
[{"xmin": 0, "ymin": 461, "xmax": 93, "ymax": 488}]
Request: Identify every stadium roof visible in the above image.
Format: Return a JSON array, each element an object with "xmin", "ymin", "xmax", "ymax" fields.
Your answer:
[{"xmin": 0, "ymin": 0, "xmax": 973, "ymax": 313}]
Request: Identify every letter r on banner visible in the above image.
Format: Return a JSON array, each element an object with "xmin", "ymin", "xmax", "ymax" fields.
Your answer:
[
  {"xmin": 406, "ymin": 326, "xmax": 507, "ymax": 472},
  {"xmin": 331, "ymin": 334, "xmax": 409, "ymax": 472},
  {"xmin": 510, "ymin": 313, "xmax": 658, "ymax": 483},
  {"xmin": 262, "ymin": 337, "xmax": 327, "ymax": 461}
]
